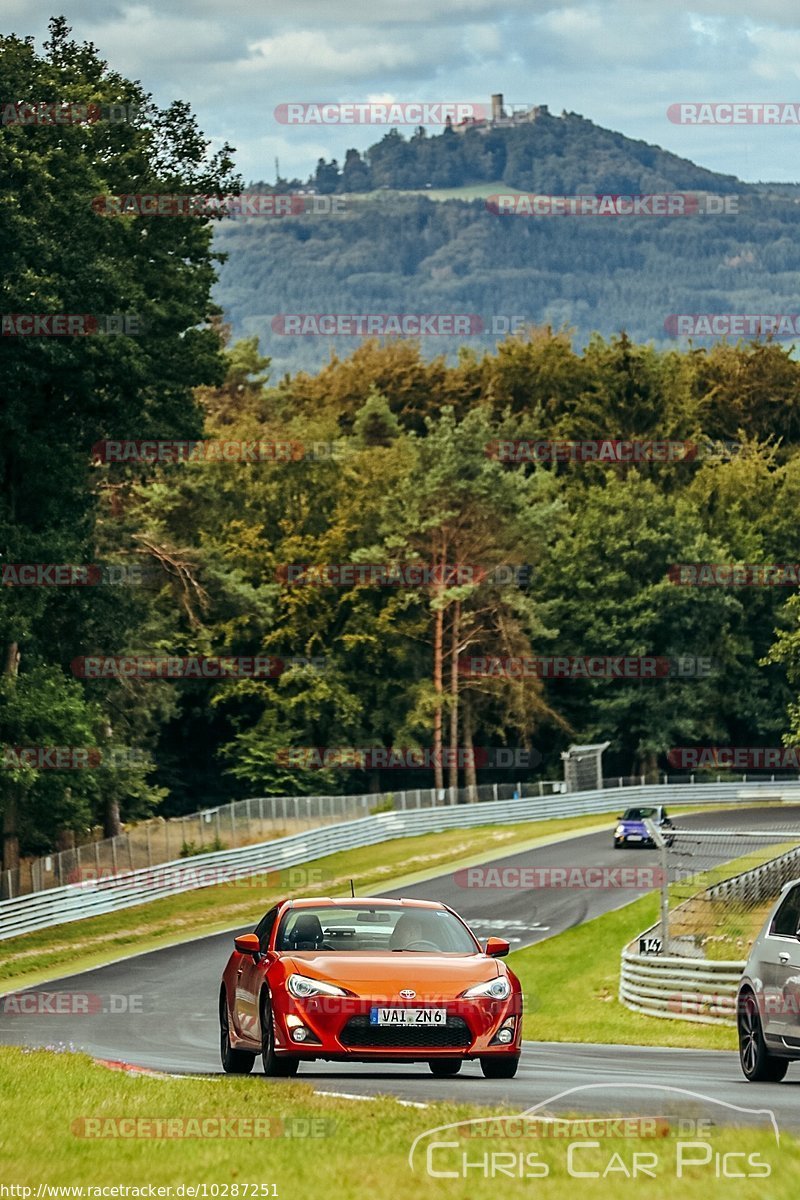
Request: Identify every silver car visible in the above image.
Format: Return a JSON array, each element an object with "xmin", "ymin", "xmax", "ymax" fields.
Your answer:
[{"xmin": 737, "ymin": 879, "xmax": 800, "ymax": 1081}]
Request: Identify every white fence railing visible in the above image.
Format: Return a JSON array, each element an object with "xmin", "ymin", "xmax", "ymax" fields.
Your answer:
[{"xmin": 3, "ymin": 779, "xmax": 800, "ymax": 943}]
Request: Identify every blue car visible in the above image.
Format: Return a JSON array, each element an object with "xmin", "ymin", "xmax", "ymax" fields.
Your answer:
[{"xmin": 613, "ymin": 804, "xmax": 674, "ymax": 848}]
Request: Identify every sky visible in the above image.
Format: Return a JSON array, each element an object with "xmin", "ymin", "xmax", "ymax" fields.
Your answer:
[{"xmin": 5, "ymin": 1, "xmax": 800, "ymax": 184}]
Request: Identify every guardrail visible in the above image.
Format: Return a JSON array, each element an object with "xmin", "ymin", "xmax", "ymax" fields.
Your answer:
[
  {"xmin": 2, "ymin": 779, "xmax": 569, "ymax": 900},
  {"xmin": 4, "ymin": 779, "xmax": 800, "ymax": 943},
  {"xmin": 9, "ymin": 769, "xmax": 800, "ymax": 900},
  {"xmin": 619, "ymin": 952, "xmax": 742, "ymax": 1025},
  {"xmin": 620, "ymin": 839, "xmax": 800, "ymax": 1025}
]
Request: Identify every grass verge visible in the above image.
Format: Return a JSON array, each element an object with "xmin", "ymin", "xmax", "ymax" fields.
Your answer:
[
  {"xmin": 0, "ymin": 1047, "xmax": 794, "ymax": 1196},
  {"xmin": 510, "ymin": 893, "xmax": 739, "ymax": 1050}
]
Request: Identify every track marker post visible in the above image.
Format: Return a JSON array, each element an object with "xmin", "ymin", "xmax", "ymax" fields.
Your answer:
[{"xmin": 644, "ymin": 817, "xmax": 670, "ymax": 953}]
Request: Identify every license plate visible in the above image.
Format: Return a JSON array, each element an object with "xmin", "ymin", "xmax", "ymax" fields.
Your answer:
[
  {"xmin": 369, "ymin": 1007, "xmax": 447, "ymax": 1026},
  {"xmin": 626, "ymin": 834, "xmax": 642, "ymax": 841}
]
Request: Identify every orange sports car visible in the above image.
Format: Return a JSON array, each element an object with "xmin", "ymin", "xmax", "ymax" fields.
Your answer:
[{"xmin": 219, "ymin": 896, "xmax": 522, "ymax": 1078}]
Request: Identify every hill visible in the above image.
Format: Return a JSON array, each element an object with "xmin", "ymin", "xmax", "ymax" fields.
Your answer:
[{"xmin": 212, "ymin": 110, "xmax": 800, "ymax": 375}]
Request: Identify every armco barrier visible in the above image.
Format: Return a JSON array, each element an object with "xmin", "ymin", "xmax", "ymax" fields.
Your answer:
[
  {"xmin": 3, "ymin": 779, "xmax": 800, "ymax": 942},
  {"xmin": 620, "ymin": 840, "xmax": 800, "ymax": 1025},
  {"xmin": 620, "ymin": 952, "xmax": 742, "ymax": 1025}
]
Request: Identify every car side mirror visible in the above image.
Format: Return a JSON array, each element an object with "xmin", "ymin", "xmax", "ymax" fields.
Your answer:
[
  {"xmin": 485, "ymin": 937, "xmax": 510, "ymax": 958},
  {"xmin": 234, "ymin": 932, "xmax": 261, "ymax": 957}
]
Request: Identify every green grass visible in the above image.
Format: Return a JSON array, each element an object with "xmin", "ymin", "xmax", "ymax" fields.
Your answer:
[
  {"xmin": 0, "ymin": 811, "xmax": 632, "ymax": 993},
  {"xmin": 0, "ymin": 1047, "xmax": 795, "ymax": 1197},
  {"xmin": 510, "ymin": 894, "xmax": 738, "ymax": 1050}
]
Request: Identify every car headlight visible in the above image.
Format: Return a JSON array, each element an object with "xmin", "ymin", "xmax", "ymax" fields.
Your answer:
[
  {"xmin": 461, "ymin": 976, "xmax": 511, "ymax": 1000},
  {"xmin": 286, "ymin": 973, "xmax": 349, "ymax": 999},
  {"xmin": 615, "ymin": 825, "xmax": 625, "ymax": 836}
]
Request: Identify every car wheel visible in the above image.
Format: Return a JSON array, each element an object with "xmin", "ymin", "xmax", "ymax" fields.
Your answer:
[
  {"xmin": 480, "ymin": 1055, "xmax": 520, "ymax": 1079},
  {"xmin": 429, "ymin": 1059, "xmax": 462, "ymax": 1077},
  {"xmin": 260, "ymin": 990, "xmax": 300, "ymax": 1077},
  {"xmin": 219, "ymin": 990, "xmax": 255, "ymax": 1075},
  {"xmin": 738, "ymin": 992, "xmax": 788, "ymax": 1082}
]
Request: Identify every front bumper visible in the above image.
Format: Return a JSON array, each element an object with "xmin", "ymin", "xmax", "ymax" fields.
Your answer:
[
  {"xmin": 271, "ymin": 992, "xmax": 522, "ymax": 1059},
  {"xmin": 614, "ymin": 830, "xmax": 652, "ymax": 847}
]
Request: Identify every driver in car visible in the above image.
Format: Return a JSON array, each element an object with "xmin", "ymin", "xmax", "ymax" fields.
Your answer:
[{"xmin": 389, "ymin": 913, "xmax": 438, "ymax": 950}]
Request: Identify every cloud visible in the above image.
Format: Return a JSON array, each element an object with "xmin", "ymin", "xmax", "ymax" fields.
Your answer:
[
  {"xmin": 5, "ymin": 0, "xmax": 800, "ymax": 181},
  {"xmin": 243, "ymin": 31, "xmax": 432, "ymax": 80}
]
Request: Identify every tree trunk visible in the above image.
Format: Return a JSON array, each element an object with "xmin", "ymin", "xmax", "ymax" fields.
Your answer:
[
  {"xmin": 642, "ymin": 749, "xmax": 658, "ymax": 783},
  {"xmin": 103, "ymin": 795, "xmax": 122, "ymax": 840},
  {"xmin": 463, "ymin": 695, "xmax": 478, "ymax": 801},
  {"xmin": 448, "ymin": 601, "xmax": 460, "ymax": 792},
  {"xmin": 102, "ymin": 721, "xmax": 122, "ymax": 838},
  {"xmin": 2, "ymin": 791, "xmax": 20, "ymax": 873},
  {"xmin": 4, "ymin": 642, "xmax": 20, "ymax": 677},
  {"xmin": 2, "ymin": 643, "xmax": 20, "ymax": 872},
  {"xmin": 432, "ymin": 585, "xmax": 444, "ymax": 792}
]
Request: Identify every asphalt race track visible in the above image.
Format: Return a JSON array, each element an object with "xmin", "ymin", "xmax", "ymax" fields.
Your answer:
[{"xmin": 3, "ymin": 805, "xmax": 800, "ymax": 1129}]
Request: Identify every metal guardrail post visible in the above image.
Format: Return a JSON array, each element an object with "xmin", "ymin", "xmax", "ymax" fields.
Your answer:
[{"xmin": 644, "ymin": 818, "xmax": 669, "ymax": 954}]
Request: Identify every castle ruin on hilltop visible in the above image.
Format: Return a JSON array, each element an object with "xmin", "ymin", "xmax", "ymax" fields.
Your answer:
[{"xmin": 449, "ymin": 94, "xmax": 551, "ymax": 133}]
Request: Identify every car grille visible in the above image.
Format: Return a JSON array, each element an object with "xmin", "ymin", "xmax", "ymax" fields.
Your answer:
[{"xmin": 340, "ymin": 1015, "xmax": 471, "ymax": 1049}]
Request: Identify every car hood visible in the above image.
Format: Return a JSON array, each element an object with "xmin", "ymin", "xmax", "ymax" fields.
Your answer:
[
  {"xmin": 282, "ymin": 952, "xmax": 500, "ymax": 997},
  {"xmin": 619, "ymin": 819, "xmax": 648, "ymax": 829}
]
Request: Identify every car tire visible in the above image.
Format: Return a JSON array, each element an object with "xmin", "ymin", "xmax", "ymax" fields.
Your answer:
[
  {"xmin": 429, "ymin": 1059, "xmax": 462, "ymax": 1077},
  {"xmin": 480, "ymin": 1055, "xmax": 520, "ymax": 1079},
  {"xmin": 738, "ymin": 992, "xmax": 788, "ymax": 1082},
  {"xmin": 219, "ymin": 990, "xmax": 256, "ymax": 1075},
  {"xmin": 260, "ymin": 990, "xmax": 300, "ymax": 1077}
]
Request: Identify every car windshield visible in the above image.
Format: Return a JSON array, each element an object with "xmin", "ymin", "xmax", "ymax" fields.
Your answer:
[
  {"xmin": 275, "ymin": 905, "xmax": 479, "ymax": 953},
  {"xmin": 622, "ymin": 807, "xmax": 657, "ymax": 820}
]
